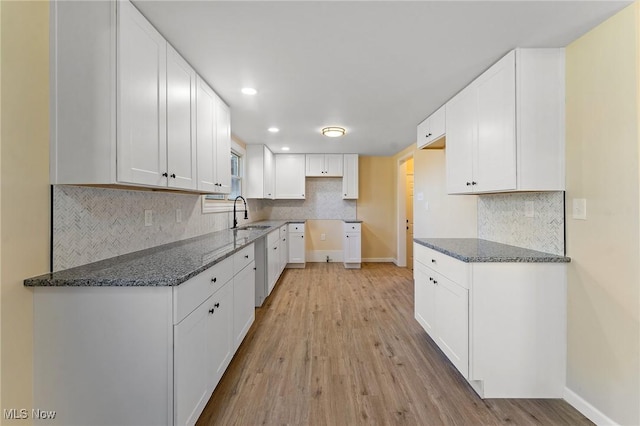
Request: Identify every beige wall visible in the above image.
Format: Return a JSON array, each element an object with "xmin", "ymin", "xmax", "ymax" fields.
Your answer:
[
  {"xmin": 305, "ymin": 219, "xmax": 343, "ymax": 255},
  {"xmin": 357, "ymin": 156, "xmax": 396, "ymax": 260},
  {"xmin": 565, "ymin": 3, "xmax": 640, "ymax": 425},
  {"xmin": 0, "ymin": 1, "xmax": 50, "ymax": 423}
]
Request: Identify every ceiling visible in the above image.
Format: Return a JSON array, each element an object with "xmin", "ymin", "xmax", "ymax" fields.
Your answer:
[{"xmin": 134, "ymin": 0, "xmax": 631, "ymax": 156}]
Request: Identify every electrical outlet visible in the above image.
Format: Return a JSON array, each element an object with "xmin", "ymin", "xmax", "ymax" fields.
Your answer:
[
  {"xmin": 524, "ymin": 201, "xmax": 534, "ymax": 218},
  {"xmin": 321, "ymin": 233, "xmax": 326, "ymax": 241},
  {"xmin": 144, "ymin": 210, "xmax": 153, "ymax": 227},
  {"xmin": 416, "ymin": 192, "xmax": 424, "ymax": 201},
  {"xmin": 572, "ymin": 198, "xmax": 587, "ymax": 220},
  {"xmin": 176, "ymin": 209, "xmax": 182, "ymax": 223}
]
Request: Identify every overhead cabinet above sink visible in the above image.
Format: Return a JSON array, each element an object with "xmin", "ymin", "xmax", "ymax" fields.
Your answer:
[
  {"xmin": 50, "ymin": 0, "xmax": 230, "ymax": 194},
  {"xmin": 445, "ymin": 49, "xmax": 565, "ymax": 194}
]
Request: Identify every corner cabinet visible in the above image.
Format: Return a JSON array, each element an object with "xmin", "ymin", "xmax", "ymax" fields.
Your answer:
[
  {"xmin": 275, "ymin": 154, "xmax": 306, "ymax": 199},
  {"xmin": 413, "ymin": 243, "xmax": 566, "ymax": 398},
  {"xmin": 245, "ymin": 145, "xmax": 275, "ymax": 199},
  {"xmin": 445, "ymin": 49, "xmax": 565, "ymax": 194},
  {"xmin": 416, "ymin": 105, "xmax": 445, "ymax": 149},
  {"xmin": 342, "ymin": 154, "xmax": 359, "ymax": 199},
  {"xmin": 50, "ymin": 0, "xmax": 230, "ymax": 194}
]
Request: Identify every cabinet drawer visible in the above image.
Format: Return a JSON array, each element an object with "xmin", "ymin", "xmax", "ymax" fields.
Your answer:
[
  {"xmin": 288, "ymin": 223, "xmax": 305, "ymax": 233},
  {"xmin": 174, "ymin": 256, "xmax": 234, "ymax": 324},
  {"xmin": 414, "ymin": 244, "xmax": 469, "ymax": 289},
  {"xmin": 344, "ymin": 222, "xmax": 361, "ymax": 233},
  {"xmin": 233, "ymin": 243, "xmax": 255, "ymax": 275},
  {"xmin": 267, "ymin": 229, "xmax": 280, "ymax": 246}
]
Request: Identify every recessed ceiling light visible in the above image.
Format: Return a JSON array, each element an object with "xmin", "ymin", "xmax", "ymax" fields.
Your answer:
[
  {"xmin": 321, "ymin": 126, "xmax": 346, "ymax": 138},
  {"xmin": 282, "ymin": 147, "xmax": 290, "ymax": 151},
  {"xmin": 241, "ymin": 87, "xmax": 257, "ymax": 95},
  {"xmin": 268, "ymin": 127, "xmax": 280, "ymax": 133}
]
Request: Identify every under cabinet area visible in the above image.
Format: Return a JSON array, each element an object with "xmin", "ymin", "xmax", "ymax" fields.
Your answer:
[
  {"xmin": 413, "ymin": 242, "xmax": 567, "ymax": 398},
  {"xmin": 33, "ymin": 245, "xmax": 256, "ymax": 426},
  {"xmin": 445, "ymin": 48, "xmax": 565, "ymax": 194},
  {"xmin": 51, "ymin": 0, "xmax": 231, "ymax": 194}
]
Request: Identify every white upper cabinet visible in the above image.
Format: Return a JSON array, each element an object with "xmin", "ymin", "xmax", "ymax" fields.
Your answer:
[
  {"xmin": 342, "ymin": 154, "xmax": 359, "ymax": 199},
  {"xmin": 50, "ymin": 0, "xmax": 230, "ymax": 194},
  {"xmin": 196, "ymin": 77, "xmax": 231, "ymax": 194},
  {"xmin": 275, "ymin": 154, "xmax": 306, "ymax": 199},
  {"xmin": 446, "ymin": 49, "xmax": 565, "ymax": 194},
  {"xmin": 306, "ymin": 154, "xmax": 343, "ymax": 177},
  {"xmin": 117, "ymin": 0, "xmax": 167, "ymax": 187},
  {"xmin": 245, "ymin": 145, "xmax": 275, "ymax": 199},
  {"xmin": 416, "ymin": 104, "xmax": 446, "ymax": 149},
  {"xmin": 166, "ymin": 45, "xmax": 197, "ymax": 190}
]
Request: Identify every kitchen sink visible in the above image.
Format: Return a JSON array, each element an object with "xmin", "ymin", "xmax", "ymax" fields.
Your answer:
[{"xmin": 235, "ymin": 225, "xmax": 271, "ymax": 231}]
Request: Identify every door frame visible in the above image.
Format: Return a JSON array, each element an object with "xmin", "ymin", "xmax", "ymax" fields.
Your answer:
[{"xmin": 396, "ymin": 152, "xmax": 414, "ymax": 267}]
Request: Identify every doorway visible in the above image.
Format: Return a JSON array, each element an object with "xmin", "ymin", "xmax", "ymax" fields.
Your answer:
[
  {"xmin": 396, "ymin": 154, "xmax": 414, "ymax": 268},
  {"xmin": 405, "ymin": 159, "xmax": 414, "ymax": 270}
]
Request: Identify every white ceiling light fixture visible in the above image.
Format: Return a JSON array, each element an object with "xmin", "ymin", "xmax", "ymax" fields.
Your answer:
[
  {"xmin": 241, "ymin": 87, "xmax": 257, "ymax": 95},
  {"xmin": 321, "ymin": 126, "xmax": 346, "ymax": 138},
  {"xmin": 268, "ymin": 127, "xmax": 279, "ymax": 133},
  {"xmin": 282, "ymin": 146, "xmax": 290, "ymax": 151}
]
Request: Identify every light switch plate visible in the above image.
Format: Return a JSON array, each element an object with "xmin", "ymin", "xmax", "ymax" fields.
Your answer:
[
  {"xmin": 321, "ymin": 233, "xmax": 326, "ymax": 241},
  {"xmin": 572, "ymin": 198, "xmax": 587, "ymax": 220},
  {"xmin": 416, "ymin": 192, "xmax": 424, "ymax": 201},
  {"xmin": 144, "ymin": 210, "xmax": 153, "ymax": 227},
  {"xmin": 524, "ymin": 201, "xmax": 534, "ymax": 218}
]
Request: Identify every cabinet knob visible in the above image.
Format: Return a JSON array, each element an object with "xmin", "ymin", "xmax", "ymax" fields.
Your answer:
[
  {"xmin": 274, "ymin": 247, "xmax": 278, "ymax": 250},
  {"xmin": 301, "ymin": 235, "xmax": 304, "ymax": 238},
  {"xmin": 253, "ymin": 267, "xmax": 257, "ymax": 271},
  {"xmin": 244, "ymin": 254, "xmax": 249, "ymax": 259},
  {"xmin": 429, "ymin": 277, "xmax": 433, "ymax": 282},
  {"xmin": 433, "ymin": 280, "xmax": 438, "ymax": 285},
  {"xmin": 211, "ymin": 277, "xmax": 217, "ymax": 283},
  {"xmin": 466, "ymin": 182, "xmax": 471, "ymax": 186},
  {"xmin": 472, "ymin": 181, "xmax": 477, "ymax": 185},
  {"xmin": 170, "ymin": 173, "xmax": 176, "ymax": 179},
  {"xmin": 214, "ymin": 303, "xmax": 220, "ymax": 308},
  {"xmin": 344, "ymin": 193, "xmax": 347, "ymax": 196},
  {"xmin": 162, "ymin": 172, "xmax": 168, "ymax": 177},
  {"xmin": 302, "ymin": 194, "xmax": 305, "ymax": 197},
  {"xmin": 346, "ymin": 235, "xmax": 349, "ymax": 238},
  {"xmin": 426, "ymin": 133, "xmax": 432, "ymax": 138},
  {"xmin": 431, "ymin": 259, "xmax": 436, "ymax": 263},
  {"xmin": 209, "ymin": 308, "xmax": 215, "ymax": 314},
  {"xmin": 268, "ymin": 193, "xmax": 271, "ymax": 196}
]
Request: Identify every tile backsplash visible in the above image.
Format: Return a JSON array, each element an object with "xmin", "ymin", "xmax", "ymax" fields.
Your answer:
[
  {"xmin": 477, "ymin": 191, "xmax": 565, "ymax": 255},
  {"xmin": 52, "ymin": 186, "xmax": 266, "ymax": 271},
  {"xmin": 261, "ymin": 178, "xmax": 356, "ymax": 220}
]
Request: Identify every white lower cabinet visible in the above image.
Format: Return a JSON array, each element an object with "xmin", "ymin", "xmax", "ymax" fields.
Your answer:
[
  {"xmin": 414, "ymin": 243, "xmax": 566, "ymax": 398},
  {"xmin": 287, "ymin": 223, "xmax": 306, "ymax": 267},
  {"xmin": 267, "ymin": 229, "xmax": 281, "ymax": 295},
  {"xmin": 33, "ymin": 245, "xmax": 256, "ymax": 426},
  {"xmin": 343, "ymin": 222, "xmax": 362, "ymax": 268},
  {"xmin": 279, "ymin": 225, "xmax": 289, "ymax": 272}
]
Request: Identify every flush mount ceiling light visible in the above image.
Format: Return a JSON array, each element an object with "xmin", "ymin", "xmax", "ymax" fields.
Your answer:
[
  {"xmin": 241, "ymin": 87, "xmax": 257, "ymax": 95},
  {"xmin": 281, "ymin": 147, "xmax": 290, "ymax": 151},
  {"xmin": 268, "ymin": 127, "xmax": 279, "ymax": 133},
  {"xmin": 321, "ymin": 127, "xmax": 346, "ymax": 138}
]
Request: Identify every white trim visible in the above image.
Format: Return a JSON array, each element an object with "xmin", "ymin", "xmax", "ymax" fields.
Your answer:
[
  {"xmin": 306, "ymin": 250, "xmax": 344, "ymax": 263},
  {"xmin": 564, "ymin": 387, "xmax": 619, "ymax": 426},
  {"xmin": 363, "ymin": 257, "xmax": 396, "ymax": 263}
]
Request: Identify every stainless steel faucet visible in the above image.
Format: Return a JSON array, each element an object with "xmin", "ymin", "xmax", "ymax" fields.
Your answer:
[{"xmin": 232, "ymin": 196, "xmax": 248, "ymax": 229}]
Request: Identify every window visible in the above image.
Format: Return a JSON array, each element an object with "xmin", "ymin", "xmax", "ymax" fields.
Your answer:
[{"xmin": 202, "ymin": 141, "xmax": 245, "ymax": 213}]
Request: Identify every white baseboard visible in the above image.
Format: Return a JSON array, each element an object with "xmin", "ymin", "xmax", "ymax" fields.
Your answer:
[
  {"xmin": 564, "ymin": 387, "xmax": 618, "ymax": 426},
  {"xmin": 363, "ymin": 257, "xmax": 395, "ymax": 263},
  {"xmin": 306, "ymin": 250, "xmax": 343, "ymax": 263}
]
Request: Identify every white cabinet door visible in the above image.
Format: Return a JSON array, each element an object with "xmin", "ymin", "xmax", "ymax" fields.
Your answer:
[
  {"xmin": 434, "ymin": 273, "xmax": 469, "ymax": 378},
  {"xmin": 117, "ymin": 0, "xmax": 167, "ymax": 187},
  {"xmin": 288, "ymin": 233, "xmax": 305, "ymax": 264},
  {"xmin": 214, "ymin": 98, "xmax": 231, "ymax": 193},
  {"xmin": 279, "ymin": 227, "xmax": 288, "ymax": 272},
  {"xmin": 305, "ymin": 154, "xmax": 325, "ymax": 177},
  {"xmin": 166, "ymin": 45, "xmax": 197, "ymax": 190},
  {"xmin": 342, "ymin": 154, "xmax": 358, "ymax": 199},
  {"xmin": 196, "ymin": 77, "xmax": 217, "ymax": 192},
  {"xmin": 275, "ymin": 154, "xmax": 306, "ymax": 199},
  {"xmin": 324, "ymin": 154, "xmax": 344, "ymax": 177},
  {"xmin": 207, "ymin": 281, "xmax": 233, "ymax": 392},
  {"xmin": 267, "ymin": 230, "xmax": 280, "ymax": 295},
  {"xmin": 475, "ymin": 51, "xmax": 516, "ymax": 193},
  {"xmin": 414, "ymin": 263, "xmax": 436, "ymax": 337},
  {"xmin": 344, "ymin": 232, "xmax": 361, "ymax": 263},
  {"xmin": 445, "ymin": 84, "xmax": 476, "ymax": 194},
  {"xmin": 264, "ymin": 147, "xmax": 275, "ymax": 199},
  {"xmin": 233, "ymin": 262, "xmax": 255, "ymax": 351},
  {"xmin": 417, "ymin": 105, "xmax": 446, "ymax": 149},
  {"xmin": 174, "ymin": 299, "xmax": 210, "ymax": 426}
]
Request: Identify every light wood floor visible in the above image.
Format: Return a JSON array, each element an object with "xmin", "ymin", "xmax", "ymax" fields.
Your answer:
[{"xmin": 196, "ymin": 263, "xmax": 591, "ymax": 426}]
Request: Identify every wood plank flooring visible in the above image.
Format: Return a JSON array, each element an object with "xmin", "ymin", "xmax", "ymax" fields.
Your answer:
[{"xmin": 196, "ymin": 263, "xmax": 591, "ymax": 426}]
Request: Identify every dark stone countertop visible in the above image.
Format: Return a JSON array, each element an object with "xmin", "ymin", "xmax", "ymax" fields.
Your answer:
[
  {"xmin": 25, "ymin": 220, "xmax": 296, "ymax": 287},
  {"xmin": 413, "ymin": 238, "xmax": 571, "ymax": 263}
]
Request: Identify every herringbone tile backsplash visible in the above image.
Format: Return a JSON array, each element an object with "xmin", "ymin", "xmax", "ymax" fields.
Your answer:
[
  {"xmin": 52, "ymin": 186, "xmax": 264, "ymax": 271},
  {"xmin": 477, "ymin": 191, "xmax": 565, "ymax": 255}
]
